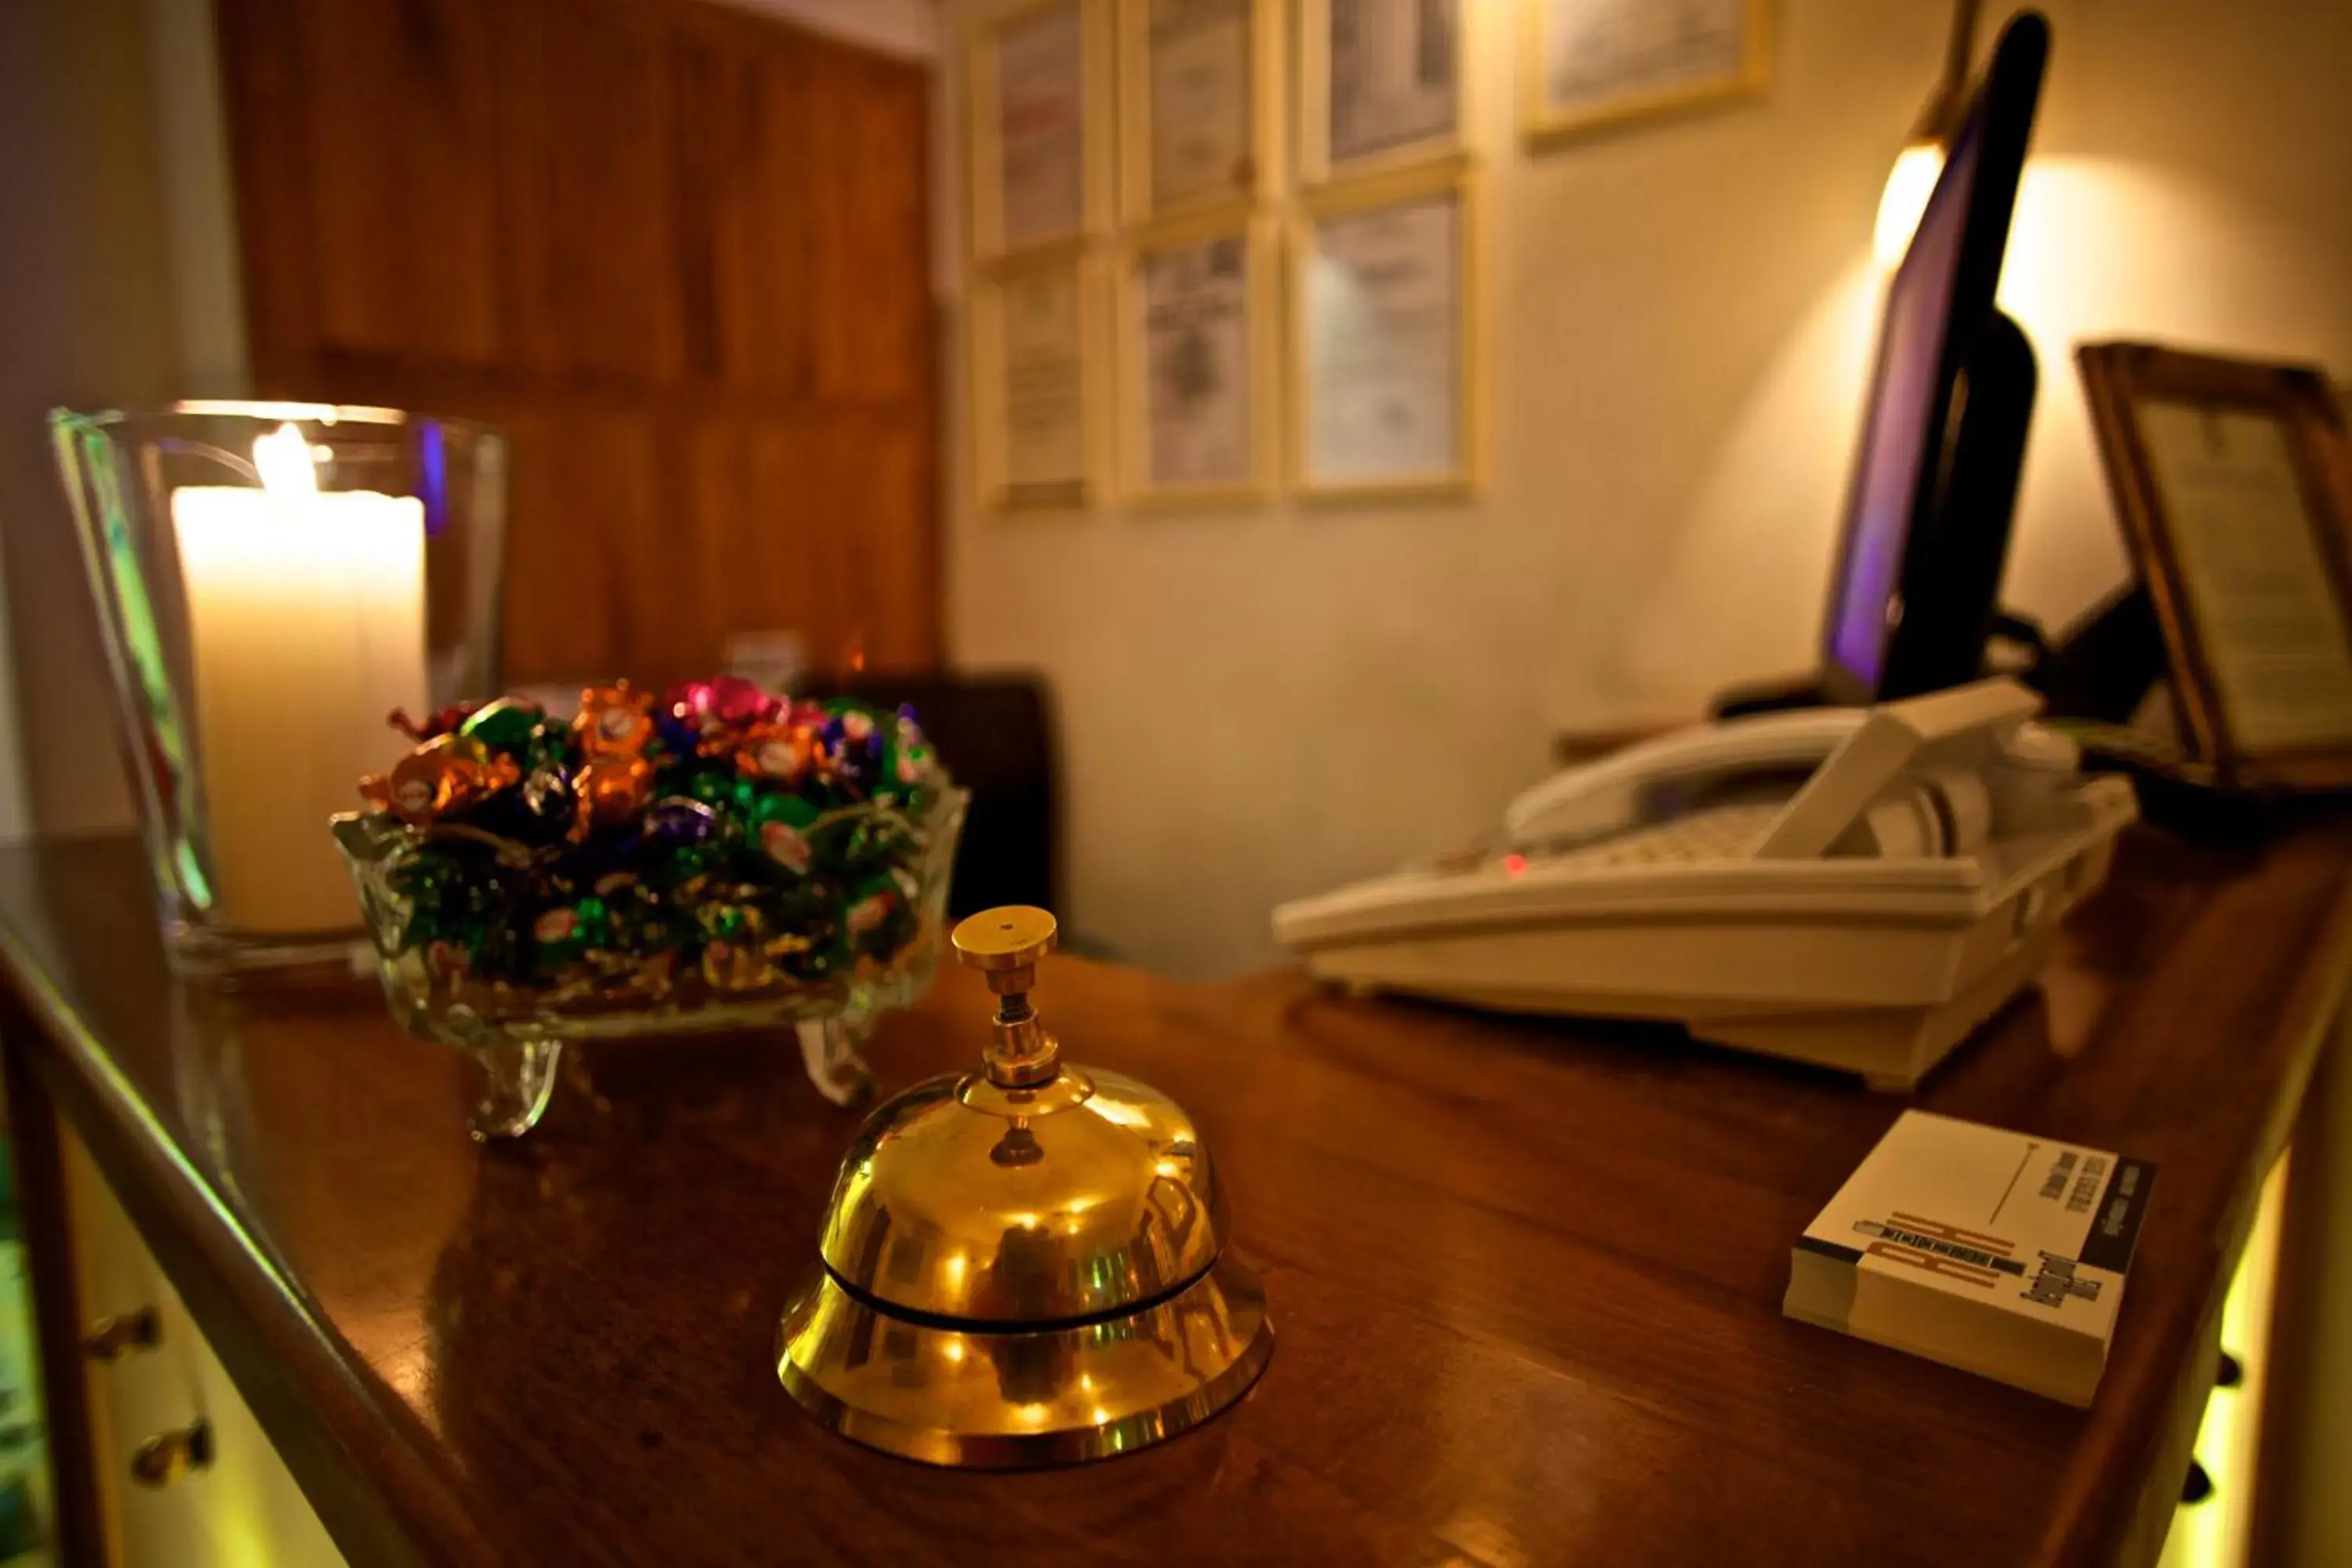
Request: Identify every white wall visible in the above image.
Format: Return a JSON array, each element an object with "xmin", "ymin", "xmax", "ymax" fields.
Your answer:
[
  {"xmin": 0, "ymin": 0, "xmax": 191, "ymax": 840},
  {"xmin": 942, "ymin": 0, "xmax": 2352, "ymax": 978},
  {"xmin": 723, "ymin": 0, "xmax": 942, "ymax": 58}
]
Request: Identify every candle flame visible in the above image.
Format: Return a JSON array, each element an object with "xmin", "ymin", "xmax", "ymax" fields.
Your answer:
[{"xmin": 253, "ymin": 422, "xmax": 320, "ymax": 498}]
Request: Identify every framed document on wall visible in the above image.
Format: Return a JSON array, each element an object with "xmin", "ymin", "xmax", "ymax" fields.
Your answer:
[
  {"xmin": 1298, "ymin": 0, "xmax": 1465, "ymax": 186},
  {"xmin": 1116, "ymin": 215, "xmax": 1276, "ymax": 506},
  {"xmin": 1119, "ymin": 0, "xmax": 1276, "ymax": 220},
  {"xmin": 973, "ymin": 247, "xmax": 1109, "ymax": 512},
  {"xmin": 1289, "ymin": 162, "xmax": 1481, "ymax": 500},
  {"xmin": 967, "ymin": 0, "xmax": 1112, "ymax": 260},
  {"xmin": 1520, "ymin": 0, "xmax": 1772, "ymax": 148},
  {"xmin": 2078, "ymin": 341, "xmax": 2352, "ymax": 788}
]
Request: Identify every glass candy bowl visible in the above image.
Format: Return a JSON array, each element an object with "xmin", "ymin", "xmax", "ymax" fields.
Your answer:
[{"xmin": 332, "ymin": 683, "xmax": 967, "ymax": 1138}]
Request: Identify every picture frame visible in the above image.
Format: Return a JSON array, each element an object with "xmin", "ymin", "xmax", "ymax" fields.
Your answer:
[
  {"xmin": 967, "ymin": 0, "xmax": 1115, "ymax": 261},
  {"xmin": 1117, "ymin": 0, "xmax": 1280, "ymax": 223},
  {"xmin": 971, "ymin": 243, "xmax": 1112, "ymax": 514},
  {"xmin": 2077, "ymin": 341, "xmax": 2352, "ymax": 789},
  {"xmin": 1114, "ymin": 212, "xmax": 1279, "ymax": 508},
  {"xmin": 1287, "ymin": 159, "xmax": 1483, "ymax": 502},
  {"xmin": 1297, "ymin": 0, "xmax": 1468, "ymax": 187},
  {"xmin": 1519, "ymin": 0, "xmax": 1773, "ymax": 150}
]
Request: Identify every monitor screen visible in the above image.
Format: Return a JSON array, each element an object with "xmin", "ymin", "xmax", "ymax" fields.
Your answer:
[{"xmin": 1823, "ymin": 116, "xmax": 1987, "ymax": 693}]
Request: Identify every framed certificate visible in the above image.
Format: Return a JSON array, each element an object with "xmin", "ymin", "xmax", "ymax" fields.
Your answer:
[
  {"xmin": 2078, "ymin": 342, "xmax": 2352, "ymax": 787},
  {"xmin": 1119, "ymin": 0, "xmax": 1276, "ymax": 220},
  {"xmin": 1289, "ymin": 162, "xmax": 1481, "ymax": 500},
  {"xmin": 972, "ymin": 246, "xmax": 1109, "ymax": 513},
  {"xmin": 967, "ymin": 0, "xmax": 1113, "ymax": 260},
  {"xmin": 1520, "ymin": 0, "xmax": 1773, "ymax": 149},
  {"xmin": 1298, "ymin": 0, "xmax": 1465, "ymax": 185},
  {"xmin": 1116, "ymin": 215, "xmax": 1276, "ymax": 506}
]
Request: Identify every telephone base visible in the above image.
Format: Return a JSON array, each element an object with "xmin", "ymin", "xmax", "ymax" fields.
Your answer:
[
  {"xmin": 1316, "ymin": 927, "xmax": 2056, "ymax": 1092},
  {"xmin": 1695, "ymin": 931, "xmax": 2056, "ymax": 1091}
]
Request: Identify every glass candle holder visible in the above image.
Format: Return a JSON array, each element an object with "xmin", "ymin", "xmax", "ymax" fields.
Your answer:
[{"xmin": 50, "ymin": 402, "xmax": 507, "ymax": 977}]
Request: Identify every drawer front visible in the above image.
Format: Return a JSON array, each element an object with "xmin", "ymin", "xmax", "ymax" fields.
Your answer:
[{"xmin": 62, "ymin": 1130, "xmax": 345, "ymax": 1568}]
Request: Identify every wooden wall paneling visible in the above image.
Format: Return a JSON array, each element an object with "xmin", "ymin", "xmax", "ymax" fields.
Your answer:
[
  {"xmin": 212, "ymin": 0, "xmax": 313, "ymax": 383},
  {"xmin": 680, "ymin": 418, "xmax": 825, "ymax": 679},
  {"xmin": 215, "ymin": 0, "xmax": 943, "ymax": 685},
  {"xmin": 293, "ymin": 0, "xmax": 509, "ymax": 367},
  {"xmin": 804, "ymin": 44, "xmax": 931, "ymax": 408},
  {"xmin": 797, "ymin": 40, "xmax": 940, "ymax": 673},
  {"xmin": 601, "ymin": 415, "xmax": 713, "ymax": 687},
  {"xmin": 758, "ymin": 419, "xmax": 856, "ymax": 673},
  {"xmin": 673, "ymin": 12, "xmax": 816, "ymax": 395},
  {"xmin": 501, "ymin": 0, "xmax": 686, "ymax": 386},
  {"xmin": 493, "ymin": 404, "xmax": 662, "ymax": 684},
  {"xmin": 860, "ymin": 419, "xmax": 936, "ymax": 673},
  {"xmin": 786, "ymin": 413, "xmax": 936, "ymax": 677}
]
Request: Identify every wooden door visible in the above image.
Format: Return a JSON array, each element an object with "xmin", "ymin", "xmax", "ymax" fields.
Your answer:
[{"xmin": 212, "ymin": 0, "xmax": 939, "ymax": 689}]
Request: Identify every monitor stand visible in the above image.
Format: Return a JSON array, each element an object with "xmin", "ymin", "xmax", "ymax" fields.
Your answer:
[
  {"xmin": 2028, "ymin": 583, "xmax": 2165, "ymax": 723},
  {"xmin": 1710, "ymin": 310, "xmax": 2039, "ymax": 719}
]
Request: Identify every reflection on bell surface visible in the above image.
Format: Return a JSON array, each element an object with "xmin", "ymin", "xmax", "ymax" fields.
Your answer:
[{"xmin": 776, "ymin": 905, "xmax": 1273, "ymax": 1467}]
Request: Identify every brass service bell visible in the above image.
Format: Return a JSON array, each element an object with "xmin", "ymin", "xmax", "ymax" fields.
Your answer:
[{"xmin": 775, "ymin": 906, "xmax": 1273, "ymax": 1466}]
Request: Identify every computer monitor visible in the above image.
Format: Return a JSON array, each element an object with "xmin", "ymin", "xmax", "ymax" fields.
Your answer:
[{"xmin": 1817, "ymin": 11, "xmax": 2049, "ymax": 705}]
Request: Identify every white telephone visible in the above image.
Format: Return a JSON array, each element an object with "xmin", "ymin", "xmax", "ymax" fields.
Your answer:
[{"xmin": 1272, "ymin": 679, "xmax": 2137, "ymax": 1089}]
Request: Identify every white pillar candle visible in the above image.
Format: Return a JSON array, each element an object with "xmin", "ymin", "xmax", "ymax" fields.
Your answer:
[{"xmin": 171, "ymin": 423, "xmax": 427, "ymax": 934}]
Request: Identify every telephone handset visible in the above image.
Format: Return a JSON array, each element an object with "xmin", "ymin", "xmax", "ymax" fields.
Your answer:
[
  {"xmin": 1504, "ymin": 707, "xmax": 1867, "ymax": 847},
  {"xmin": 1500, "ymin": 681, "xmax": 2094, "ymax": 862},
  {"xmin": 1272, "ymin": 679, "xmax": 2137, "ymax": 1090}
]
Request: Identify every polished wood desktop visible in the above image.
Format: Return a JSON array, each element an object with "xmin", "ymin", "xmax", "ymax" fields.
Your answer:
[{"xmin": 2, "ymin": 826, "xmax": 2347, "ymax": 1566}]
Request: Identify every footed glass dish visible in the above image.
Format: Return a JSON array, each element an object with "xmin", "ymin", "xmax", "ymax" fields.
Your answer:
[
  {"xmin": 335, "ymin": 787, "xmax": 966, "ymax": 1138},
  {"xmin": 329, "ymin": 677, "xmax": 966, "ymax": 1138}
]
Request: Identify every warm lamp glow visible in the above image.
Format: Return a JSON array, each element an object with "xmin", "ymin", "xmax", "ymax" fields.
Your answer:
[
  {"xmin": 1877, "ymin": 0, "xmax": 1979, "ymax": 268},
  {"xmin": 1875, "ymin": 142, "xmax": 1947, "ymax": 267}
]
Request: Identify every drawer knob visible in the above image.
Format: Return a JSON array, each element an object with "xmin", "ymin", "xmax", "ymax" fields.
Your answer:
[
  {"xmin": 130, "ymin": 1421, "xmax": 212, "ymax": 1488},
  {"xmin": 81, "ymin": 1308, "xmax": 160, "ymax": 1363}
]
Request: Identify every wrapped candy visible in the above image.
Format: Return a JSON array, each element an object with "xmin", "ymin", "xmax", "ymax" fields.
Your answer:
[
  {"xmin": 735, "ymin": 720, "xmax": 815, "ymax": 785},
  {"xmin": 529, "ymin": 903, "xmax": 594, "ymax": 975},
  {"xmin": 390, "ymin": 701, "xmax": 485, "ymax": 743},
  {"xmin": 575, "ymin": 681, "xmax": 656, "ymax": 757},
  {"xmin": 845, "ymin": 869, "xmax": 920, "ymax": 967},
  {"xmin": 572, "ymin": 753, "xmax": 654, "ymax": 842},
  {"xmin": 459, "ymin": 696, "xmax": 550, "ymax": 751},
  {"xmin": 360, "ymin": 735, "xmax": 521, "ymax": 825},
  {"xmin": 669, "ymin": 674, "xmax": 782, "ymax": 759},
  {"xmin": 643, "ymin": 796, "xmax": 720, "ymax": 848},
  {"xmin": 348, "ymin": 675, "xmax": 949, "ymax": 1010},
  {"xmin": 753, "ymin": 793, "xmax": 821, "ymax": 876},
  {"xmin": 878, "ymin": 706, "xmax": 938, "ymax": 806},
  {"xmin": 518, "ymin": 765, "xmax": 576, "ymax": 836}
]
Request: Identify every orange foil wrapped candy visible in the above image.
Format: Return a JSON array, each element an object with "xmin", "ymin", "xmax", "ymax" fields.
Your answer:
[
  {"xmin": 735, "ymin": 720, "xmax": 815, "ymax": 783},
  {"xmin": 571, "ymin": 754, "xmax": 654, "ymax": 841},
  {"xmin": 387, "ymin": 701, "xmax": 483, "ymax": 744},
  {"xmin": 359, "ymin": 735, "xmax": 520, "ymax": 825},
  {"xmin": 575, "ymin": 681, "xmax": 656, "ymax": 757}
]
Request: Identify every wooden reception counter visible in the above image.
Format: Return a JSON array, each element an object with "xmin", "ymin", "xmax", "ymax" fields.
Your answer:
[{"xmin": 2, "ymin": 825, "xmax": 2347, "ymax": 1566}]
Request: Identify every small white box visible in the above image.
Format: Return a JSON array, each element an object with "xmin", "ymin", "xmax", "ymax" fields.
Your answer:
[{"xmin": 1784, "ymin": 1110, "xmax": 2155, "ymax": 1405}]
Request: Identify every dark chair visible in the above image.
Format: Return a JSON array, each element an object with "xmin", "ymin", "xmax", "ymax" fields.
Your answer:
[{"xmin": 802, "ymin": 671, "xmax": 1060, "ymax": 921}]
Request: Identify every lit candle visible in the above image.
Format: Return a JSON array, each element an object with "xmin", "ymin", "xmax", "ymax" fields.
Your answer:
[{"xmin": 171, "ymin": 423, "xmax": 426, "ymax": 933}]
